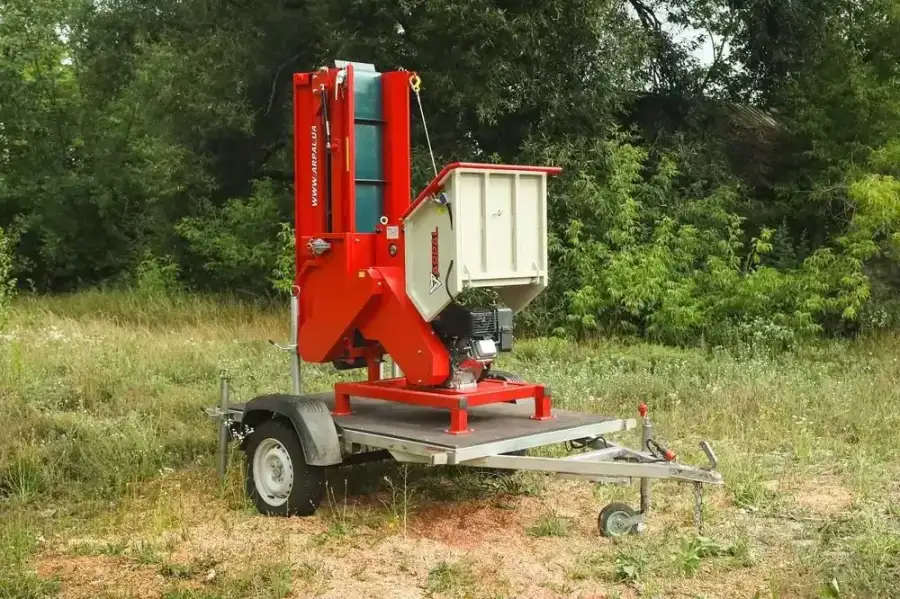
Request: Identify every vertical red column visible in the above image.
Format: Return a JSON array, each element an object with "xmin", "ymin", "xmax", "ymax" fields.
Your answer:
[
  {"xmin": 381, "ymin": 71, "xmax": 412, "ymax": 223},
  {"xmin": 293, "ymin": 72, "xmax": 317, "ymax": 348},
  {"xmin": 293, "ymin": 72, "xmax": 318, "ymax": 262},
  {"xmin": 329, "ymin": 63, "xmax": 356, "ymax": 234}
]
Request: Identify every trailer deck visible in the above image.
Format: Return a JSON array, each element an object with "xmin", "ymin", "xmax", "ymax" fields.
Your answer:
[
  {"xmin": 228, "ymin": 393, "xmax": 636, "ymax": 464},
  {"xmin": 212, "ymin": 379, "xmax": 722, "ymax": 535}
]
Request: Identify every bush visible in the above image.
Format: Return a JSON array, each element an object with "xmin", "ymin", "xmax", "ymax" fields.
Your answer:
[
  {"xmin": 0, "ymin": 227, "xmax": 17, "ymax": 330},
  {"xmin": 132, "ymin": 252, "xmax": 183, "ymax": 298},
  {"xmin": 175, "ymin": 178, "xmax": 289, "ymax": 293},
  {"xmin": 518, "ymin": 133, "xmax": 876, "ymax": 346}
]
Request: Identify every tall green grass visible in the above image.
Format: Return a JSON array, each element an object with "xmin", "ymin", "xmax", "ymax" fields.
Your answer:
[{"xmin": 1, "ymin": 292, "xmax": 899, "ymax": 597}]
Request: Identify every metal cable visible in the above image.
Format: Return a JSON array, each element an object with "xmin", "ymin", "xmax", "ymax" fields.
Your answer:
[{"xmin": 409, "ymin": 75, "xmax": 438, "ymax": 177}]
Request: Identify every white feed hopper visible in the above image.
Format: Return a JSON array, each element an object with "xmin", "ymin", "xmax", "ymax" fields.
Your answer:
[{"xmin": 403, "ymin": 163, "xmax": 560, "ymax": 322}]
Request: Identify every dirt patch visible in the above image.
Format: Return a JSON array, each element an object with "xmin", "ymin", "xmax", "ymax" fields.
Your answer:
[
  {"xmin": 410, "ymin": 496, "xmax": 539, "ymax": 549},
  {"xmin": 33, "ymin": 477, "xmax": 818, "ymax": 599},
  {"xmin": 37, "ymin": 554, "xmax": 165, "ymax": 599},
  {"xmin": 789, "ymin": 477, "xmax": 853, "ymax": 516}
]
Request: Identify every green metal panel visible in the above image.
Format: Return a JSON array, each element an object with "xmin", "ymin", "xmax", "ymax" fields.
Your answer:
[
  {"xmin": 355, "ymin": 124, "xmax": 383, "ymax": 180},
  {"xmin": 354, "ymin": 70, "xmax": 382, "ymax": 120},
  {"xmin": 351, "ymin": 65, "xmax": 384, "ymax": 233},
  {"xmin": 355, "ymin": 185, "xmax": 382, "ymax": 234}
]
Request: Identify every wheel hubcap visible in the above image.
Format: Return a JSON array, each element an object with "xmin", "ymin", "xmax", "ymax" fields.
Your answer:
[
  {"xmin": 253, "ymin": 438, "xmax": 294, "ymax": 507},
  {"xmin": 605, "ymin": 511, "xmax": 634, "ymax": 536}
]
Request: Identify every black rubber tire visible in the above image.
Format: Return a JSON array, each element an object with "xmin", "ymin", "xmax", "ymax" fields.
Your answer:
[
  {"xmin": 482, "ymin": 369, "xmax": 525, "ymax": 384},
  {"xmin": 244, "ymin": 418, "xmax": 325, "ymax": 517},
  {"xmin": 598, "ymin": 502, "xmax": 639, "ymax": 538},
  {"xmin": 482, "ymin": 370, "xmax": 526, "ymax": 405}
]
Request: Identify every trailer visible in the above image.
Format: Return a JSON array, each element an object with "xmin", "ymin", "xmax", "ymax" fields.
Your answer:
[
  {"xmin": 207, "ymin": 59, "xmax": 723, "ymax": 537},
  {"xmin": 209, "ymin": 363, "xmax": 720, "ymax": 537}
]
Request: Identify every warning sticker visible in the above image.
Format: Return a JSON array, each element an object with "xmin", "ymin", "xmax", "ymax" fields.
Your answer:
[{"xmin": 429, "ymin": 226, "xmax": 442, "ymax": 295}]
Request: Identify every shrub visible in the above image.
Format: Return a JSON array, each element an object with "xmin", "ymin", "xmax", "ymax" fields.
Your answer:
[{"xmin": 0, "ymin": 227, "xmax": 16, "ymax": 330}]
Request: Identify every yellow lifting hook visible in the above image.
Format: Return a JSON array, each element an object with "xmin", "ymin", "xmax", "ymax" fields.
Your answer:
[{"xmin": 409, "ymin": 73, "xmax": 422, "ymax": 93}]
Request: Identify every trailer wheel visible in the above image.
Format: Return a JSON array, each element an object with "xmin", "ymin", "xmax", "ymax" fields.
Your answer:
[
  {"xmin": 244, "ymin": 419, "xmax": 325, "ymax": 517},
  {"xmin": 598, "ymin": 502, "xmax": 639, "ymax": 537},
  {"xmin": 483, "ymin": 370, "xmax": 525, "ymax": 384}
]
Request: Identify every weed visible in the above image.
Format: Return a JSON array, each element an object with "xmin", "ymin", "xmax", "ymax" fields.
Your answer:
[
  {"xmin": 312, "ymin": 479, "xmax": 353, "ymax": 544},
  {"xmin": 132, "ymin": 541, "xmax": 163, "ymax": 565},
  {"xmin": 0, "ymin": 519, "xmax": 58, "ymax": 599},
  {"xmin": 163, "ymin": 590, "xmax": 222, "ymax": 599},
  {"xmin": 309, "ymin": 521, "xmax": 351, "ymax": 547},
  {"xmin": 819, "ymin": 578, "xmax": 842, "ymax": 598},
  {"xmin": 160, "ymin": 562, "xmax": 197, "ymax": 579},
  {"xmin": 817, "ymin": 520, "xmax": 900, "ymax": 597},
  {"xmin": 68, "ymin": 539, "xmax": 127, "ymax": 557},
  {"xmin": 163, "ymin": 563, "xmax": 291, "ymax": 599},
  {"xmin": 613, "ymin": 549, "xmax": 649, "ymax": 584},
  {"xmin": 426, "ymin": 559, "xmax": 477, "ymax": 599},
  {"xmin": 727, "ymin": 534, "xmax": 755, "ymax": 568},
  {"xmin": 383, "ymin": 465, "xmax": 414, "ymax": 536},
  {"xmin": 731, "ymin": 481, "xmax": 781, "ymax": 512},
  {"xmin": 540, "ymin": 580, "xmax": 575, "ymax": 595},
  {"xmin": 565, "ymin": 554, "xmax": 606, "ymax": 581},
  {"xmin": 676, "ymin": 536, "xmax": 731, "ymax": 576},
  {"xmin": 527, "ymin": 513, "xmax": 572, "ymax": 537},
  {"xmin": 294, "ymin": 559, "xmax": 329, "ymax": 595},
  {"xmin": 0, "ymin": 453, "xmax": 45, "ymax": 502}
]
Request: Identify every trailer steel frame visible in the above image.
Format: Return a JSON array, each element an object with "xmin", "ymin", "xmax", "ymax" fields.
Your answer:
[{"xmin": 209, "ymin": 335, "xmax": 722, "ymax": 537}]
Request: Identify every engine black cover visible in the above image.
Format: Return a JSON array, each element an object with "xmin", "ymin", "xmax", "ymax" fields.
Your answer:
[{"xmin": 433, "ymin": 303, "xmax": 514, "ymax": 351}]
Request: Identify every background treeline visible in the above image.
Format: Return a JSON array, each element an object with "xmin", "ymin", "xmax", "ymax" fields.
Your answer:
[{"xmin": 1, "ymin": 0, "xmax": 899, "ymax": 347}]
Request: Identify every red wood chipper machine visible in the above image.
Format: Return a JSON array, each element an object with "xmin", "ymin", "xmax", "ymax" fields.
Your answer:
[{"xmin": 209, "ymin": 60, "xmax": 722, "ymax": 537}]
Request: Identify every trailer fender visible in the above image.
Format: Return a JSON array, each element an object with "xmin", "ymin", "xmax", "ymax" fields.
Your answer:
[{"xmin": 241, "ymin": 394, "xmax": 343, "ymax": 466}]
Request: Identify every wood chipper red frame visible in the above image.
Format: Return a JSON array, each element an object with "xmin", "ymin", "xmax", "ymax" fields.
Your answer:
[{"xmin": 292, "ymin": 62, "xmax": 560, "ymax": 434}]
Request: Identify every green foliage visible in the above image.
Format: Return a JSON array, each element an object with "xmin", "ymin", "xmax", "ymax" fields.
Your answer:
[
  {"xmin": 270, "ymin": 223, "xmax": 295, "ymax": 295},
  {"xmin": 524, "ymin": 134, "xmax": 873, "ymax": 346},
  {"xmin": 527, "ymin": 513, "xmax": 572, "ymax": 537},
  {"xmin": 133, "ymin": 252, "xmax": 183, "ymax": 298},
  {"xmin": 0, "ymin": 228, "xmax": 16, "ymax": 330},
  {"xmin": 175, "ymin": 179, "xmax": 288, "ymax": 292},
  {"xmin": 0, "ymin": 519, "xmax": 59, "ymax": 599},
  {"xmin": 2, "ymin": 0, "xmax": 900, "ymax": 343},
  {"xmin": 614, "ymin": 549, "xmax": 648, "ymax": 583},
  {"xmin": 676, "ymin": 536, "xmax": 732, "ymax": 577},
  {"xmin": 426, "ymin": 559, "xmax": 477, "ymax": 599}
]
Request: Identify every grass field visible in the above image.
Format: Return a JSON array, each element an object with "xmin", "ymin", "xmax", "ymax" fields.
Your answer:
[{"xmin": 2, "ymin": 292, "xmax": 899, "ymax": 599}]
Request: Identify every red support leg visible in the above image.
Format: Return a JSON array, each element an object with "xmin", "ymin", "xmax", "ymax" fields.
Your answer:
[
  {"xmin": 532, "ymin": 386, "xmax": 552, "ymax": 421},
  {"xmin": 333, "ymin": 392, "xmax": 352, "ymax": 416},
  {"xmin": 367, "ymin": 358, "xmax": 382, "ymax": 382},
  {"xmin": 447, "ymin": 408, "xmax": 469, "ymax": 435}
]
